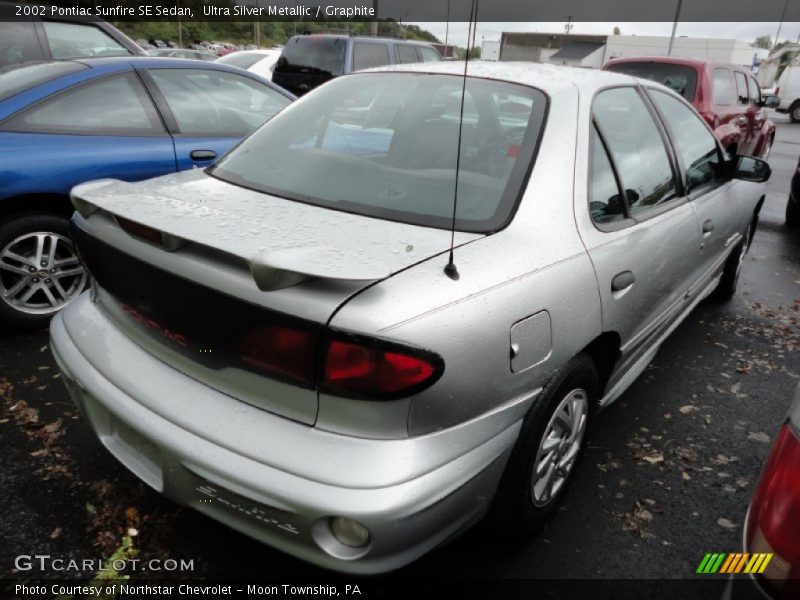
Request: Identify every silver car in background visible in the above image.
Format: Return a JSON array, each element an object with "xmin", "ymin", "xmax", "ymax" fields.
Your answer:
[{"xmin": 51, "ymin": 62, "xmax": 770, "ymax": 573}]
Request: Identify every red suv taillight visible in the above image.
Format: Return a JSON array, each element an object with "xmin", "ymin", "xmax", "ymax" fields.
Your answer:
[
  {"xmin": 237, "ymin": 326, "xmax": 444, "ymax": 399},
  {"xmin": 746, "ymin": 422, "xmax": 800, "ymax": 598}
]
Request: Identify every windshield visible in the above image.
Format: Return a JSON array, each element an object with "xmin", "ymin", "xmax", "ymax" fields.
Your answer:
[
  {"xmin": 217, "ymin": 52, "xmax": 268, "ymax": 70},
  {"xmin": 274, "ymin": 37, "xmax": 347, "ymax": 76},
  {"xmin": 606, "ymin": 62, "xmax": 698, "ymax": 101},
  {"xmin": 210, "ymin": 73, "xmax": 547, "ymax": 232}
]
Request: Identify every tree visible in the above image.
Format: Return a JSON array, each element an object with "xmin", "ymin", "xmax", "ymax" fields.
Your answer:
[{"xmin": 754, "ymin": 35, "xmax": 772, "ymax": 49}]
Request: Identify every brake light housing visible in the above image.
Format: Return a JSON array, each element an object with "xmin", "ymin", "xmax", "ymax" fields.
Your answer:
[
  {"xmin": 746, "ymin": 422, "xmax": 800, "ymax": 598},
  {"xmin": 321, "ymin": 332, "xmax": 444, "ymax": 400},
  {"xmin": 236, "ymin": 325, "xmax": 444, "ymax": 400}
]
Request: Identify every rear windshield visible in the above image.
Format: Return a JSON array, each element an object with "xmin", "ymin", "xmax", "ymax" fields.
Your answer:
[
  {"xmin": 216, "ymin": 52, "xmax": 266, "ymax": 70},
  {"xmin": 606, "ymin": 62, "xmax": 698, "ymax": 101},
  {"xmin": 210, "ymin": 73, "xmax": 547, "ymax": 232},
  {"xmin": 0, "ymin": 61, "xmax": 88, "ymax": 101},
  {"xmin": 275, "ymin": 37, "xmax": 346, "ymax": 77}
]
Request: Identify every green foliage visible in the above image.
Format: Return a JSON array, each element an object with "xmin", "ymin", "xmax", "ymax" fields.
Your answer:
[
  {"xmin": 753, "ymin": 35, "xmax": 772, "ymax": 49},
  {"xmin": 116, "ymin": 19, "xmax": 440, "ymax": 48}
]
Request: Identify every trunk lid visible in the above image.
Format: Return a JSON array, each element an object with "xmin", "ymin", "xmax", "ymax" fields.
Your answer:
[{"xmin": 71, "ymin": 170, "xmax": 480, "ymax": 424}]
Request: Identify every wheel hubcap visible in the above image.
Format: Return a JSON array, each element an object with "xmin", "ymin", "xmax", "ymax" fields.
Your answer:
[
  {"xmin": 0, "ymin": 232, "xmax": 86, "ymax": 315},
  {"xmin": 531, "ymin": 388, "xmax": 588, "ymax": 507}
]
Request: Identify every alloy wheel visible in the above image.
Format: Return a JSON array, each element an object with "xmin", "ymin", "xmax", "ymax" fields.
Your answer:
[
  {"xmin": 0, "ymin": 231, "xmax": 86, "ymax": 315},
  {"xmin": 531, "ymin": 388, "xmax": 588, "ymax": 507}
]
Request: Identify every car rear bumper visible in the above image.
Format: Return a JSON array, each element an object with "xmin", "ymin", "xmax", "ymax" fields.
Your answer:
[{"xmin": 50, "ymin": 293, "xmax": 534, "ymax": 574}]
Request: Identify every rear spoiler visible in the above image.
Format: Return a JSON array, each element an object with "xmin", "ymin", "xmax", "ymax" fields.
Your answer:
[{"xmin": 71, "ymin": 182, "xmax": 390, "ymax": 292}]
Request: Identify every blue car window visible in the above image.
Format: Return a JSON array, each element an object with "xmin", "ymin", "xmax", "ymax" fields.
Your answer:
[
  {"xmin": 2, "ymin": 73, "xmax": 164, "ymax": 135},
  {"xmin": 0, "ymin": 62, "xmax": 88, "ymax": 102},
  {"xmin": 148, "ymin": 68, "xmax": 291, "ymax": 136}
]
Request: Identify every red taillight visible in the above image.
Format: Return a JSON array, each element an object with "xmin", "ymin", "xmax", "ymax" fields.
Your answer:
[
  {"xmin": 238, "ymin": 324, "xmax": 315, "ymax": 386},
  {"xmin": 116, "ymin": 217, "xmax": 163, "ymax": 245},
  {"xmin": 322, "ymin": 337, "xmax": 442, "ymax": 398},
  {"xmin": 746, "ymin": 423, "xmax": 800, "ymax": 598}
]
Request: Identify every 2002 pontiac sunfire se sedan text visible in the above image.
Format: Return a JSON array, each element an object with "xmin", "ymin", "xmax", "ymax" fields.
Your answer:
[{"xmin": 50, "ymin": 62, "xmax": 771, "ymax": 573}]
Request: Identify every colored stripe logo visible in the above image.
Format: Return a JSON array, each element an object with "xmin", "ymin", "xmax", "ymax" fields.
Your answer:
[{"xmin": 696, "ymin": 553, "xmax": 773, "ymax": 574}]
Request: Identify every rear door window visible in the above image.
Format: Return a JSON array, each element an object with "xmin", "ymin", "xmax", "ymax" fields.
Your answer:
[
  {"xmin": 592, "ymin": 87, "xmax": 679, "ymax": 217},
  {"xmin": 419, "ymin": 47, "xmax": 443, "ymax": 62},
  {"xmin": 148, "ymin": 68, "xmax": 290, "ymax": 135},
  {"xmin": 748, "ymin": 76, "xmax": 761, "ymax": 105},
  {"xmin": 734, "ymin": 72, "xmax": 749, "ymax": 105},
  {"xmin": 352, "ymin": 42, "xmax": 391, "ymax": 71},
  {"xmin": 0, "ymin": 21, "xmax": 44, "ymax": 67},
  {"xmin": 649, "ymin": 90, "xmax": 725, "ymax": 194},
  {"xmin": 589, "ymin": 123, "xmax": 626, "ymax": 224},
  {"xmin": 2, "ymin": 73, "xmax": 164, "ymax": 135},
  {"xmin": 396, "ymin": 45, "xmax": 421, "ymax": 64},
  {"xmin": 713, "ymin": 68, "xmax": 733, "ymax": 105},
  {"xmin": 605, "ymin": 62, "xmax": 697, "ymax": 100},
  {"xmin": 42, "ymin": 21, "xmax": 133, "ymax": 59}
]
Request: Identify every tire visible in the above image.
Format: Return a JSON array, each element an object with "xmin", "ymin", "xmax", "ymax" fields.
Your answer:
[
  {"xmin": 488, "ymin": 354, "xmax": 599, "ymax": 537},
  {"xmin": 0, "ymin": 213, "xmax": 87, "ymax": 331},
  {"xmin": 710, "ymin": 225, "xmax": 751, "ymax": 302},
  {"xmin": 791, "ymin": 102, "xmax": 800, "ymax": 124},
  {"xmin": 787, "ymin": 195, "xmax": 800, "ymax": 227}
]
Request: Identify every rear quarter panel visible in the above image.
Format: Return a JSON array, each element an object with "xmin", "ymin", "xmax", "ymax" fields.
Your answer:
[{"xmin": 327, "ymin": 87, "xmax": 602, "ymax": 436}]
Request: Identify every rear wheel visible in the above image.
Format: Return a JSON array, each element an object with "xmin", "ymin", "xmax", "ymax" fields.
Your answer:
[
  {"xmin": 488, "ymin": 354, "xmax": 598, "ymax": 537},
  {"xmin": 0, "ymin": 213, "xmax": 86, "ymax": 331},
  {"xmin": 787, "ymin": 196, "xmax": 800, "ymax": 227},
  {"xmin": 791, "ymin": 102, "xmax": 800, "ymax": 123},
  {"xmin": 711, "ymin": 225, "xmax": 751, "ymax": 302}
]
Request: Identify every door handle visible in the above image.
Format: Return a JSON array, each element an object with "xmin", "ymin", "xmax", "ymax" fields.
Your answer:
[
  {"xmin": 703, "ymin": 219, "xmax": 715, "ymax": 234},
  {"xmin": 190, "ymin": 149, "xmax": 217, "ymax": 161},
  {"xmin": 611, "ymin": 271, "xmax": 635, "ymax": 292}
]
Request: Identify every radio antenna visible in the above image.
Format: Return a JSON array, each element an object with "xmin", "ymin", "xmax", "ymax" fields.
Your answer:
[{"xmin": 444, "ymin": 0, "xmax": 479, "ymax": 281}]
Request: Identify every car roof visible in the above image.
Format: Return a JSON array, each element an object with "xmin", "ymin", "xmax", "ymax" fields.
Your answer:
[
  {"xmin": 290, "ymin": 34, "xmax": 433, "ymax": 46},
  {"xmin": 605, "ymin": 55, "xmax": 748, "ymax": 72},
  {"xmin": 365, "ymin": 60, "xmax": 640, "ymax": 95}
]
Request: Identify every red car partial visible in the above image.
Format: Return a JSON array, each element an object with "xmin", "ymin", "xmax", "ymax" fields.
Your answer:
[{"xmin": 604, "ymin": 56, "xmax": 776, "ymax": 160}]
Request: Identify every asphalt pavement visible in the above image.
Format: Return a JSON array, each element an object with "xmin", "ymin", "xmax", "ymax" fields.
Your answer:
[{"xmin": 2, "ymin": 115, "xmax": 800, "ymax": 585}]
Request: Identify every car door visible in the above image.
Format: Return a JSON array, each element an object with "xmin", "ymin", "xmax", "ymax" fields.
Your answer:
[
  {"xmin": 733, "ymin": 70, "xmax": 755, "ymax": 155},
  {"xmin": 583, "ymin": 86, "xmax": 701, "ymax": 371},
  {"xmin": 647, "ymin": 88, "xmax": 746, "ymax": 296},
  {"xmin": 0, "ymin": 71, "xmax": 176, "ymax": 192},
  {"xmin": 140, "ymin": 67, "xmax": 292, "ymax": 171}
]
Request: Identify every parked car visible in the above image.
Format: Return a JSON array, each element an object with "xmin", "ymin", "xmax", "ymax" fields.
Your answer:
[
  {"xmin": 0, "ymin": 2, "xmax": 145, "ymax": 68},
  {"xmin": 51, "ymin": 62, "xmax": 769, "ymax": 574},
  {"xmin": 723, "ymin": 383, "xmax": 800, "ymax": 600},
  {"xmin": 272, "ymin": 34, "xmax": 442, "ymax": 96},
  {"xmin": 148, "ymin": 48, "xmax": 217, "ymax": 61},
  {"xmin": 604, "ymin": 57, "xmax": 777, "ymax": 159},
  {"xmin": 0, "ymin": 57, "xmax": 294, "ymax": 329},
  {"xmin": 773, "ymin": 64, "xmax": 800, "ymax": 123},
  {"xmin": 216, "ymin": 49, "xmax": 283, "ymax": 81},
  {"xmin": 785, "ymin": 154, "xmax": 800, "ymax": 226}
]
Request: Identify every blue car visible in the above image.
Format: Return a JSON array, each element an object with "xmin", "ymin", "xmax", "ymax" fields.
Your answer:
[{"xmin": 0, "ymin": 57, "xmax": 294, "ymax": 329}]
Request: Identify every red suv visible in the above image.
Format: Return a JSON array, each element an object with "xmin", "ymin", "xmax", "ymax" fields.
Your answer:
[{"xmin": 604, "ymin": 57, "xmax": 776, "ymax": 159}]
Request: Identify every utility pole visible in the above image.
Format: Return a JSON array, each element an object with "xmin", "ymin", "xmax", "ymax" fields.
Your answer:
[
  {"xmin": 773, "ymin": 0, "xmax": 789, "ymax": 49},
  {"xmin": 667, "ymin": 0, "xmax": 683, "ymax": 56},
  {"xmin": 445, "ymin": 0, "xmax": 450, "ymax": 56},
  {"xmin": 371, "ymin": 0, "xmax": 378, "ymax": 37}
]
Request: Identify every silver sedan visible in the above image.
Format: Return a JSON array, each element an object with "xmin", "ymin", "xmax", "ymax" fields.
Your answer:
[{"xmin": 51, "ymin": 61, "xmax": 770, "ymax": 573}]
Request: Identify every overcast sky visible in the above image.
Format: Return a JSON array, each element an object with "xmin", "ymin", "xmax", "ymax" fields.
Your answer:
[{"xmin": 411, "ymin": 21, "xmax": 800, "ymax": 48}]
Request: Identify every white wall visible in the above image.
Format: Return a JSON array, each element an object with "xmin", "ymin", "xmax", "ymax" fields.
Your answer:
[{"xmin": 482, "ymin": 40, "xmax": 500, "ymax": 61}]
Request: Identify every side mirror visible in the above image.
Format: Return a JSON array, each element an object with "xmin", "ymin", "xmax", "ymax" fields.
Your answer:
[
  {"xmin": 733, "ymin": 156, "xmax": 771, "ymax": 183},
  {"xmin": 760, "ymin": 95, "xmax": 780, "ymax": 108}
]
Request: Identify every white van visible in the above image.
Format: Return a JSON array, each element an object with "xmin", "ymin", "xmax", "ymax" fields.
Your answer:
[{"xmin": 775, "ymin": 63, "xmax": 800, "ymax": 122}]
